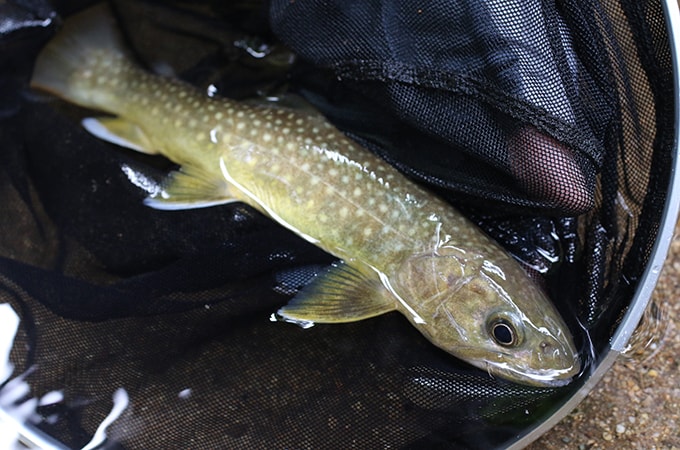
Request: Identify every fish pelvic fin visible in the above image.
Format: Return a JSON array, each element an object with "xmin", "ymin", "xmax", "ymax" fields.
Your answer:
[
  {"xmin": 277, "ymin": 261, "xmax": 396, "ymax": 324},
  {"xmin": 30, "ymin": 3, "xmax": 131, "ymax": 112},
  {"xmin": 144, "ymin": 165, "xmax": 238, "ymax": 210},
  {"xmin": 82, "ymin": 117, "xmax": 157, "ymax": 154}
]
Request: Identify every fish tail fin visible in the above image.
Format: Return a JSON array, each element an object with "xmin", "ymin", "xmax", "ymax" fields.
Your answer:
[{"xmin": 30, "ymin": 4, "xmax": 131, "ymax": 112}]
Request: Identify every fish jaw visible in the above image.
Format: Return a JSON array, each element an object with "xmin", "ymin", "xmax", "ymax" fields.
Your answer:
[{"xmin": 475, "ymin": 353, "xmax": 581, "ymax": 388}]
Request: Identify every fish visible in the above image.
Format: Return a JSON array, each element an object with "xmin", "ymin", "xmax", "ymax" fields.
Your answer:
[{"xmin": 30, "ymin": 4, "xmax": 581, "ymax": 387}]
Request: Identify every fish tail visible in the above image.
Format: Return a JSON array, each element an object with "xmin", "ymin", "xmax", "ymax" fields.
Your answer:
[{"xmin": 30, "ymin": 4, "xmax": 131, "ymax": 113}]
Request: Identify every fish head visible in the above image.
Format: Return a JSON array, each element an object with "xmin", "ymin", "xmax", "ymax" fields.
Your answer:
[{"xmin": 393, "ymin": 249, "xmax": 581, "ymax": 387}]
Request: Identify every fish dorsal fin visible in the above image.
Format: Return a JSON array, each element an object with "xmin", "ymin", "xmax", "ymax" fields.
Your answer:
[
  {"xmin": 144, "ymin": 165, "xmax": 238, "ymax": 210},
  {"xmin": 82, "ymin": 117, "xmax": 158, "ymax": 154},
  {"xmin": 277, "ymin": 261, "xmax": 396, "ymax": 324}
]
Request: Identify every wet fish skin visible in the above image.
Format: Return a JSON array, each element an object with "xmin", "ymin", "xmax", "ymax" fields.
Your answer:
[{"xmin": 30, "ymin": 4, "xmax": 580, "ymax": 387}]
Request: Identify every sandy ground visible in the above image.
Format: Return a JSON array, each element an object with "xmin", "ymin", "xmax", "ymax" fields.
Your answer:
[{"xmin": 527, "ymin": 221, "xmax": 680, "ymax": 450}]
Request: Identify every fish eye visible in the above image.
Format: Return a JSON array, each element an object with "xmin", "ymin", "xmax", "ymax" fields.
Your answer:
[{"xmin": 489, "ymin": 318, "xmax": 518, "ymax": 347}]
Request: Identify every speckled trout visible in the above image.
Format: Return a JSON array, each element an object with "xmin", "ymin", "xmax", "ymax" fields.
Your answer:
[{"xmin": 31, "ymin": 5, "xmax": 580, "ymax": 386}]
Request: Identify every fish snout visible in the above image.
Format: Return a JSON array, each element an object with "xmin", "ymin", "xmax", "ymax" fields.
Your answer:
[
  {"xmin": 539, "ymin": 340, "xmax": 560, "ymax": 358},
  {"xmin": 536, "ymin": 339, "xmax": 581, "ymax": 376}
]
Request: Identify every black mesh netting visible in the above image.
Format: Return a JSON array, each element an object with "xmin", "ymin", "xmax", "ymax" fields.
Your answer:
[{"xmin": 0, "ymin": 0, "xmax": 675, "ymax": 448}]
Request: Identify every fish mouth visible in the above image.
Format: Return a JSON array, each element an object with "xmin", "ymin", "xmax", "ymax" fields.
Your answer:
[{"xmin": 481, "ymin": 356, "xmax": 582, "ymax": 388}]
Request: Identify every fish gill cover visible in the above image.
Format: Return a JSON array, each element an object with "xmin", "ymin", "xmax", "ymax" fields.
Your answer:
[{"xmin": 0, "ymin": 0, "xmax": 674, "ymax": 448}]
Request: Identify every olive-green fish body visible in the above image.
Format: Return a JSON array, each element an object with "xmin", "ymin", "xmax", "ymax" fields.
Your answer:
[{"xmin": 30, "ymin": 5, "xmax": 580, "ymax": 387}]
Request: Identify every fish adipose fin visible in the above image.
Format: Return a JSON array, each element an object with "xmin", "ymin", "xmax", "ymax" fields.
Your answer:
[
  {"xmin": 82, "ymin": 117, "xmax": 157, "ymax": 154},
  {"xmin": 145, "ymin": 165, "xmax": 237, "ymax": 210},
  {"xmin": 278, "ymin": 261, "xmax": 396, "ymax": 324}
]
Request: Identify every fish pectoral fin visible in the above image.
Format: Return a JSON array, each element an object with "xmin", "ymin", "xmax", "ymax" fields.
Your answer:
[
  {"xmin": 144, "ymin": 165, "xmax": 238, "ymax": 210},
  {"xmin": 278, "ymin": 261, "xmax": 396, "ymax": 324},
  {"xmin": 82, "ymin": 117, "xmax": 157, "ymax": 154}
]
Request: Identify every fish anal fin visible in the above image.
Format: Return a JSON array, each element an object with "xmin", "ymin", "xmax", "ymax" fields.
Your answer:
[
  {"xmin": 82, "ymin": 117, "xmax": 157, "ymax": 154},
  {"xmin": 278, "ymin": 261, "xmax": 395, "ymax": 324},
  {"xmin": 144, "ymin": 165, "xmax": 238, "ymax": 210}
]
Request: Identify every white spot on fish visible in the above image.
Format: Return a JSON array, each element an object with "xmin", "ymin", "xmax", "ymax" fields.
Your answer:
[{"xmin": 210, "ymin": 127, "xmax": 221, "ymax": 144}]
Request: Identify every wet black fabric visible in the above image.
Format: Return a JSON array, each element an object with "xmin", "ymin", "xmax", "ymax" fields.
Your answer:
[
  {"xmin": 0, "ymin": 0, "xmax": 675, "ymax": 448},
  {"xmin": 270, "ymin": 0, "xmax": 611, "ymax": 216}
]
